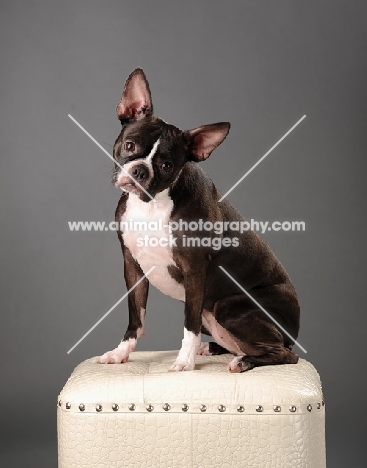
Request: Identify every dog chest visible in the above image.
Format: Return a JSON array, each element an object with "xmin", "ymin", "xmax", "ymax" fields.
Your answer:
[{"xmin": 120, "ymin": 191, "xmax": 185, "ymax": 301}]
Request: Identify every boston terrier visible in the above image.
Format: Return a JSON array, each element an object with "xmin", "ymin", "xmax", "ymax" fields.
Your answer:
[{"xmin": 97, "ymin": 68, "xmax": 300, "ymax": 372}]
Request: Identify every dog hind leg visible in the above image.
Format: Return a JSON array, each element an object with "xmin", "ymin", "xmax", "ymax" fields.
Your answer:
[{"xmin": 214, "ymin": 295, "xmax": 299, "ymax": 372}]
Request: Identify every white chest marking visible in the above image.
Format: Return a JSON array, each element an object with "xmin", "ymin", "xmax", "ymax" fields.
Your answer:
[{"xmin": 121, "ymin": 190, "xmax": 185, "ymax": 301}]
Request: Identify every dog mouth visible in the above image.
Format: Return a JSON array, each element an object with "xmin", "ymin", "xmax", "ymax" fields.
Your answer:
[
  {"xmin": 116, "ymin": 180, "xmax": 138, "ymax": 193},
  {"xmin": 114, "ymin": 168, "xmax": 156, "ymax": 201},
  {"xmin": 115, "ymin": 172, "xmax": 135, "ymax": 187},
  {"xmin": 115, "ymin": 175, "xmax": 147, "ymax": 197}
]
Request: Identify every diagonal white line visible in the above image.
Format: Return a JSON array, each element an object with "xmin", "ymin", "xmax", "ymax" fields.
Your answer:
[
  {"xmin": 67, "ymin": 266, "xmax": 156, "ymax": 354},
  {"xmin": 218, "ymin": 266, "xmax": 307, "ymax": 354},
  {"xmin": 68, "ymin": 114, "xmax": 156, "ymax": 202},
  {"xmin": 218, "ymin": 115, "xmax": 306, "ymax": 202}
]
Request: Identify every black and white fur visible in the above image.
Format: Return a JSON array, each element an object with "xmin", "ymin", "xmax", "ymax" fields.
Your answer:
[{"xmin": 97, "ymin": 68, "xmax": 300, "ymax": 372}]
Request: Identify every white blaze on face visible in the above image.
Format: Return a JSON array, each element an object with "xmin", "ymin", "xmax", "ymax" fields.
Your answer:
[
  {"xmin": 144, "ymin": 138, "xmax": 160, "ymax": 177},
  {"xmin": 116, "ymin": 138, "xmax": 160, "ymax": 187}
]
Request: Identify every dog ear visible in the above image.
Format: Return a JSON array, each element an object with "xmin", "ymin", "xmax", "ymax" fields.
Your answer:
[
  {"xmin": 185, "ymin": 122, "xmax": 230, "ymax": 161},
  {"xmin": 116, "ymin": 68, "xmax": 153, "ymax": 121}
]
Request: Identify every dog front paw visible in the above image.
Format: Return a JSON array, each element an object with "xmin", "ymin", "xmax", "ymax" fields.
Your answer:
[
  {"xmin": 96, "ymin": 339, "xmax": 136, "ymax": 364},
  {"xmin": 169, "ymin": 330, "xmax": 200, "ymax": 371},
  {"xmin": 169, "ymin": 359, "xmax": 195, "ymax": 372},
  {"xmin": 96, "ymin": 348, "xmax": 130, "ymax": 364}
]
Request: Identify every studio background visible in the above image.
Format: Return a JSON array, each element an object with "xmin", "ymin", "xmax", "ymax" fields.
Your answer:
[{"xmin": 1, "ymin": 1, "xmax": 366, "ymax": 466}]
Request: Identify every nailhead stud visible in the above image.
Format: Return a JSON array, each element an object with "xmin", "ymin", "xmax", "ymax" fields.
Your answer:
[
  {"xmin": 146, "ymin": 404, "xmax": 154, "ymax": 412},
  {"xmin": 200, "ymin": 405, "xmax": 207, "ymax": 412},
  {"xmin": 218, "ymin": 405, "xmax": 226, "ymax": 412},
  {"xmin": 79, "ymin": 403, "xmax": 85, "ymax": 412},
  {"xmin": 237, "ymin": 406, "xmax": 245, "ymax": 413},
  {"xmin": 273, "ymin": 405, "xmax": 281, "ymax": 413},
  {"xmin": 112, "ymin": 404, "xmax": 119, "ymax": 412},
  {"xmin": 95, "ymin": 404, "xmax": 102, "ymax": 412},
  {"xmin": 182, "ymin": 404, "xmax": 189, "ymax": 412},
  {"xmin": 317, "ymin": 403, "xmax": 321, "ymax": 410},
  {"xmin": 58, "ymin": 400, "xmax": 62, "ymax": 407},
  {"xmin": 66, "ymin": 402, "xmax": 71, "ymax": 410},
  {"xmin": 307, "ymin": 404, "xmax": 312, "ymax": 412},
  {"xmin": 256, "ymin": 405, "xmax": 263, "ymax": 413},
  {"xmin": 289, "ymin": 405, "xmax": 297, "ymax": 413},
  {"xmin": 322, "ymin": 399, "xmax": 325, "ymax": 406},
  {"xmin": 163, "ymin": 403, "xmax": 171, "ymax": 411},
  {"xmin": 128, "ymin": 404, "xmax": 136, "ymax": 411}
]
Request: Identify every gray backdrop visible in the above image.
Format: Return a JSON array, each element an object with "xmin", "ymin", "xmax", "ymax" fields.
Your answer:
[{"xmin": 1, "ymin": 1, "xmax": 366, "ymax": 466}]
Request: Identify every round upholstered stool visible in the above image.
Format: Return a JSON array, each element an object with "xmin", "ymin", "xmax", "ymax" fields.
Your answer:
[{"xmin": 57, "ymin": 350, "xmax": 326, "ymax": 468}]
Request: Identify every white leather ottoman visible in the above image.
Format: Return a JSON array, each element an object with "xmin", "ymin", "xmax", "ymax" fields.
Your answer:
[{"xmin": 57, "ymin": 350, "xmax": 326, "ymax": 468}]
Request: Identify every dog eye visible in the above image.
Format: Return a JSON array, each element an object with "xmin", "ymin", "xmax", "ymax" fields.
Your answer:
[
  {"xmin": 124, "ymin": 141, "xmax": 135, "ymax": 152},
  {"xmin": 161, "ymin": 161, "xmax": 174, "ymax": 172}
]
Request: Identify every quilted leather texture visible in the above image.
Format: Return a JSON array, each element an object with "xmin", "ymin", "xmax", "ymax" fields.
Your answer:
[{"xmin": 58, "ymin": 351, "xmax": 326, "ymax": 467}]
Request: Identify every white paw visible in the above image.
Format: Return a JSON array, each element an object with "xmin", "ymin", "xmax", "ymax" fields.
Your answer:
[
  {"xmin": 169, "ymin": 359, "xmax": 195, "ymax": 372},
  {"xmin": 197, "ymin": 342, "xmax": 211, "ymax": 356},
  {"xmin": 96, "ymin": 339, "xmax": 136, "ymax": 364},
  {"xmin": 227, "ymin": 356, "xmax": 244, "ymax": 373},
  {"xmin": 96, "ymin": 348, "xmax": 129, "ymax": 364},
  {"xmin": 169, "ymin": 329, "xmax": 200, "ymax": 371}
]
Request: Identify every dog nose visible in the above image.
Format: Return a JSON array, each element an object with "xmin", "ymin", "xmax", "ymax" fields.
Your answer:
[{"xmin": 131, "ymin": 164, "xmax": 149, "ymax": 181}]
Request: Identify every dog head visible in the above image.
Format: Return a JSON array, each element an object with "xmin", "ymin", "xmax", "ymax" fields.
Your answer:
[{"xmin": 113, "ymin": 68, "xmax": 230, "ymax": 201}]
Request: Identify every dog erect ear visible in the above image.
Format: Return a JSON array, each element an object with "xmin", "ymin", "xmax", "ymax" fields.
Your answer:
[
  {"xmin": 186, "ymin": 122, "xmax": 230, "ymax": 162},
  {"xmin": 116, "ymin": 68, "xmax": 153, "ymax": 121}
]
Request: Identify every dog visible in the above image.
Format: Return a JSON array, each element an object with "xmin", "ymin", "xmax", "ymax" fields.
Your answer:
[{"xmin": 97, "ymin": 68, "xmax": 300, "ymax": 372}]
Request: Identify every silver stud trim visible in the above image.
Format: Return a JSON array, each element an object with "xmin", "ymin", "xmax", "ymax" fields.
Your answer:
[
  {"xmin": 322, "ymin": 399, "xmax": 325, "ymax": 406},
  {"xmin": 60, "ymin": 401, "xmax": 322, "ymax": 414}
]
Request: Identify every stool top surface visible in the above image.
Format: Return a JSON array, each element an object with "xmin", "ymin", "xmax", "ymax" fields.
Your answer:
[{"xmin": 58, "ymin": 351, "xmax": 323, "ymax": 414}]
